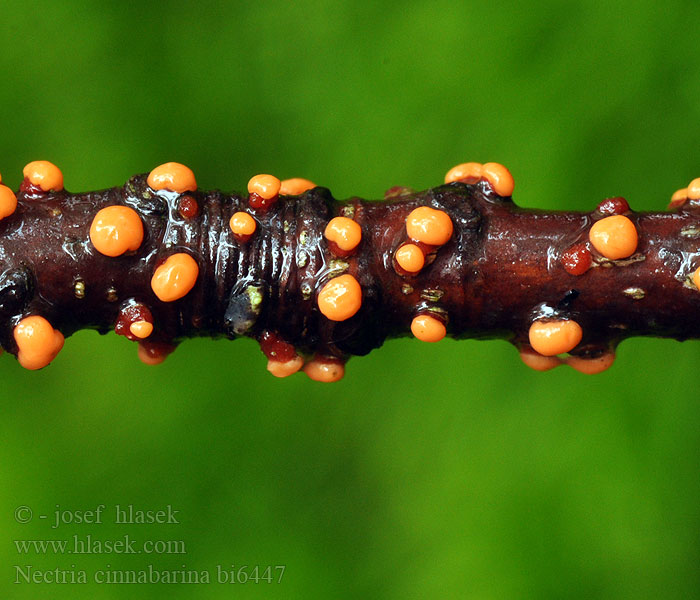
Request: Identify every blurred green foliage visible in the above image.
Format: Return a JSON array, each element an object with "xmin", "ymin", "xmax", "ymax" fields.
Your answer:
[{"xmin": 1, "ymin": 1, "xmax": 699, "ymax": 598}]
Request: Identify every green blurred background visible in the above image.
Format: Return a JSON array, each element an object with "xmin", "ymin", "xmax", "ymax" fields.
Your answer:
[{"xmin": 2, "ymin": 1, "xmax": 699, "ymax": 598}]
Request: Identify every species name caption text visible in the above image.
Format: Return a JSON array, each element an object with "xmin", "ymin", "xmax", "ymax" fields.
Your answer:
[{"xmin": 12, "ymin": 504, "xmax": 285, "ymax": 585}]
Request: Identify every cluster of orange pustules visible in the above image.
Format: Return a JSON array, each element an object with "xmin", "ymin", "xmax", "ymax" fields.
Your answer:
[
  {"xmin": 396, "ymin": 162, "xmax": 515, "ymax": 345},
  {"xmin": 4, "ymin": 159, "xmax": 700, "ymax": 379}
]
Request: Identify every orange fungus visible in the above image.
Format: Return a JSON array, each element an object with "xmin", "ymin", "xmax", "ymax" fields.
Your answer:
[
  {"xmin": 14, "ymin": 316, "xmax": 65, "ymax": 370},
  {"xmin": 445, "ymin": 161, "xmax": 514, "ymax": 197},
  {"xmin": 89, "ymin": 206, "xmax": 144, "ymax": 257},
  {"xmin": 230, "ymin": 211, "xmax": 257, "ymax": 237},
  {"xmin": 129, "ymin": 320, "xmax": 153, "ymax": 339},
  {"xmin": 566, "ymin": 352, "xmax": 615, "ymax": 374},
  {"xmin": 324, "ymin": 217, "xmax": 362, "ymax": 252},
  {"xmin": 304, "ymin": 358, "xmax": 345, "ymax": 382},
  {"xmin": 519, "ymin": 348, "xmax": 562, "ymax": 371},
  {"xmin": 0, "ymin": 185, "xmax": 17, "ymax": 220},
  {"xmin": 317, "ymin": 274, "xmax": 362, "ymax": 321},
  {"xmin": 528, "ymin": 319, "xmax": 583, "ymax": 356},
  {"xmin": 687, "ymin": 178, "xmax": 700, "ymax": 201},
  {"xmin": 589, "ymin": 215, "xmax": 638, "ymax": 260},
  {"xmin": 248, "ymin": 174, "xmax": 281, "ymax": 200},
  {"xmin": 151, "ymin": 253, "xmax": 199, "ymax": 302},
  {"xmin": 411, "ymin": 314, "xmax": 446, "ymax": 342},
  {"xmin": 280, "ymin": 178, "xmax": 316, "ymax": 195},
  {"xmin": 147, "ymin": 162, "xmax": 197, "ymax": 193},
  {"xmin": 445, "ymin": 162, "xmax": 483, "ymax": 185},
  {"xmin": 23, "ymin": 160, "xmax": 63, "ymax": 192},
  {"xmin": 692, "ymin": 266, "xmax": 700, "ymax": 290},
  {"xmin": 669, "ymin": 188, "xmax": 688, "ymax": 209},
  {"xmin": 267, "ymin": 356, "xmax": 304, "ymax": 378},
  {"xmin": 395, "ymin": 243, "xmax": 425, "ymax": 273},
  {"xmin": 406, "ymin": 206, "xmax": 453, "ymax": 246}
]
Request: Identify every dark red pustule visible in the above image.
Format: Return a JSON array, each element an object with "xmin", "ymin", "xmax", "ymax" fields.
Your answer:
[
  {"xmin": 18, "ymin": 178, "xmax": 46, "ymax": 198},
  {"xmin": 248, "ymin": 192, "xmax": 278, "ymax": 211},
  {"xmin": 114, "ymin": 302, "xmax": 154, "ymax": 341},
  {"xmin": 561, "ymin": 243, "xmax": 592, "ymax": 276},
  {"xmin": 259, "ymin": 330, "xmax": 297, "ymax": 362},
  {"xmin": 178, "ymin": 195, "xmax": 199, "ymax": 219},
  {"xmin": 597, "ymin": 196, "xmax": 629, "ymax": 216}
]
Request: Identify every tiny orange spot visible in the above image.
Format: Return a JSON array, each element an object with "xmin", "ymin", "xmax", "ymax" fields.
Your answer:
[
  {"xmin": 406, "ymin": 206, "xmax": 453, "ymax": 246},
  {"xmin": 528, "ymin": 319, "xmax": 583, "ymax": 356},
  {"xmin": 0, "ymin": 185, "xmax": 17, "ymax": 220},
  {"xmin": 589, "ymin": 215, "xmax": 638, "ymax": 260},
  {"xmin": 147, "ymin": 162, "xmax": 197, "ymax": 193},
  {"xmin": 267, "ymin": 355, "xmax": 304, "ymax": 378},
  {"xmin": 23, "ymin": 160, "xmax": 63, "ymax": 192},
  {"xmin": 248, "ymin": 174, "xmax": 281, "ymax": 200},
  {"xmin": 566, "ymin": 352, "xmax": 615, "ymax": 374},
  {"xmin": 317, "ymin": 274, "xmax": 362, "ymax": 321},
  {"xmin": 445, "ymin": 162, "xmax": 482, "ymax": 184},
  {"xmin": 411, "ymin": 314, "xmax": 446, "ymax": 342},
  {"xmin": 151, "ymin": 253, "xmax": 199, "ymax": 302},
  {"xmin": 519, "ymin": 348, "xmax": 562, "ymax": 372},
  {"xmin": 395, "ymin": 243, "xmax": 425, "ymax": 273},
  {"xmin": 687, "ymin": 178, "xmax": 700, "ymax": 201},
  {"xmin": 324, "ymin": 217, "xmax": 362, "ymax": 252},
  {"xmin": 230, "ymin": 211, "xmax": 257, "ymax": 237},
  {"xmin": 304, "ymin": 358, "xmax": 345, "ymax": 382},
  {"xmin": 280, "ymin": 178, "xmax": 316, "ymax": 195},
  {"xmin": 481, "ymin": 162, "xmax": 515, "ymax": 197},
  {"xmin": 89, "ymin": 206, "xmax": 144, "ymax": 257},
  {"xmin": 13, "ymin": 315, "xmax": 65, "ymax": 370},
  {"xmin": 129, "ymin": 320, "xmax": 154, "ymax": 339},
  {"xmin": 669, "ymin": 188, "xmax": 688, "ymax": 209}
]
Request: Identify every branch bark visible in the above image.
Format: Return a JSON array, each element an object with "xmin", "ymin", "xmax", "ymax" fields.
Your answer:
[{"xmin": 1, "ymin": 162, "xmax": 698, "ymax": 379}]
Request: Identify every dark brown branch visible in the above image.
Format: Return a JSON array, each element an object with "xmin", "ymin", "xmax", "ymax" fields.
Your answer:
[{"xmin": 1, "ymin": 166, "xmax": 699, "ymax": 379}]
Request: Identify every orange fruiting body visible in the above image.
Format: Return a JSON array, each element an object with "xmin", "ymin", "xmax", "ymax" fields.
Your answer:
[
  {"xmin": 481, "ymin": 162, "xmax": 515, "ymax": 197},
  {"xmin": 519, "ymin": 349, "xmax": 563, "ymax": 371},
  {"xmin": 230, "ymin": 211, "xmax": 257, "ymax": 237},
  {"xmin": 589, "ymin": 215, "xmax": 638, "ymax": 260},
  {"xmin": 267, "ymin": 356, "xmax": 304, "ymax": 378},
  {"xmin": 395, "ymin": 243, "xmax": 425, "ymax": 273},
  {"xmin": 304, "ymin": 358, "xmax": 345, "ymax": 382},
  {"xmin": 89, "ymin": 206, "xmax": 144, "ymax": 257},
  {"xmin": 317, "ymin": 274, "xmax": 362, "ymax": 321},
  {"xmin": 406, "ymin": 206, "xmax": 453, "ymax": 246},
  {"xmin": 0, "ymin": 185, "xmax": 17, "ymax": 220},
  {"xmin": 23, "ymin": 160, "xmax": 63, "ymax": 192},
  {"xmin": 445, "ymin": 161, "xmax": 514, "ymax": 197},
  {"xmin": 566, "ymin": 352, "xmax": 615, "ymax": 374},
  {"xmin": 13, "ymin": 316, "xmax": 65, "ymax": 370},
  {"xmin": 147, "ymin": 162, "xmax": 197, "ymax": 193},
  {"xmin": 445, "ymin": 162, "xmax": 483, "ymax": 184},
  {"xmin": 688, "ymin": 178, "xmax": 700, "ymax": 201},
  {"xmin": 280, "ymin": 178, "xmax": 316, "ymax": 195},
  {"xmin": 669, "ymin": 188, "xmax": 688, "ymax": 209},
  {"xmin": 411, "ymin": 314, "xmax": 447, "ymax": 342},
  {"xmin": 324, "ymin": 217, "xmax": 362, "ymax": 252},
  {"xmin": 692, "ymin": 267, "xmax": 700, "ymax": 290},
  {"xmin": 151, "ymin": 253, "xmax": 199, "ymax": 302},
  {"xmin": 528, "ymin": 319, "xmax": 583, "ymax": 356},
  {"xmin": 129, "ymin": 320, "xmax": 154, "ymax": 339},
  {"xmin": 248, "ymin": 174, "xmax": 281, "ymax": 200}
]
